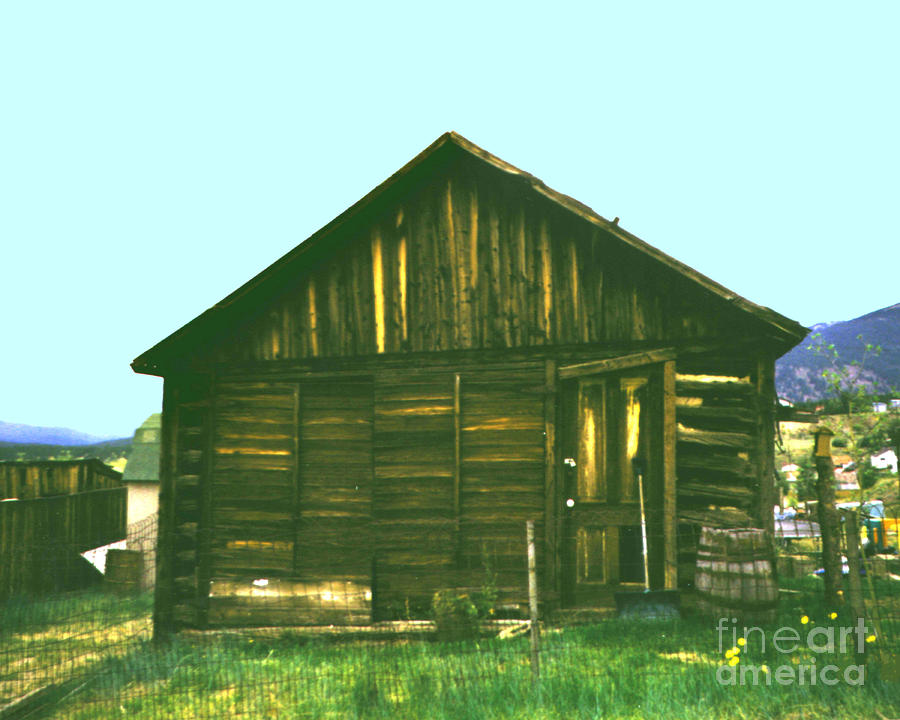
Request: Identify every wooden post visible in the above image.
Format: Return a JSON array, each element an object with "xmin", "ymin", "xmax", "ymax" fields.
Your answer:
[
  {"xmin": 841, "ymin": 510, "xmax": 865, "ymax": 621},
  {"xmin": 813, "ymin": 427, "xmax": 842, "ymax": 608},
  {"xmin": 756, "ymin": 355, "xmax": 776, "ymax": 538},
  {"xmin": 453, "ymin": 373, "xmax": 462, "ymax": 566},
  {"xmin": 526, "ymin": 520, "xmax": 540, "ymax": 684},
  {"xmin": 153, "ymin": 380, "xmax": 178, "ymax": 643},
  {"xmin": 662, "ymin": 360, "xmax": 677, "ymax": 589},
  {"xmin": 543, "ymin": 359, "xmax": 558, "ymax": 599}
]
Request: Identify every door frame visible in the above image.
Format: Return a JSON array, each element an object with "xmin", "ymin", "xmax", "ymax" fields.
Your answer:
[{"xmin": 558, "ymin": 352, "xmax": 677, "ymax": 606}]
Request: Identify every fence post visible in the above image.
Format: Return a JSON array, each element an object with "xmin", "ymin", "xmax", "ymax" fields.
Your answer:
[
  {"xmin": 813, "ymin": 427, "xmax": 842, "ymax": 608},
  {"xmin": 841, "ymin": 510, "xmax": 865, "ymax": 621},
  {"xmin": 527, "ymin": 520, "xmax": 540, "ymax": 684}
]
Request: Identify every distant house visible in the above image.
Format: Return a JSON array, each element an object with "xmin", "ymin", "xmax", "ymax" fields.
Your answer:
[
  {"xmin": 778, "ymin": 397, "xmax": 794, "ymax": 408},
  {"xmin": 122, "ymin": 414, "xmax": 161, "ymax": 525},
  {"xmin": 835, "ymin": 467, "xmax": 860, "ymax": 492},
  {"xmin": 872, "ymin": 401, "xmax": 888, "ymax": 413},
  {"xmin": 870, "ymin": 448, "xmax": 898, "ymax": 473},
  {"xmin": 832, "ymin": 453, "xmax": 853, "ymax": 469},
  {"xmin": 780, "ymin": 463, "xmax": 799, "ymax": 482},
  {"xmin": 891, "ymin": 399, "xmax": 900, "ymax": 409}
]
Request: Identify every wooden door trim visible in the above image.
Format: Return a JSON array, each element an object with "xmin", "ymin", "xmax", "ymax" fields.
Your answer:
[{"xmin": 558, "ymin": 348, "xmax": 675, "ymax": 380}]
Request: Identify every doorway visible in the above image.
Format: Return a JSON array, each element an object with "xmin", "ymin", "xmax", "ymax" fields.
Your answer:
[{"xmin": 561, "ymin": 367, "xmax": 667, "ymax": 606}]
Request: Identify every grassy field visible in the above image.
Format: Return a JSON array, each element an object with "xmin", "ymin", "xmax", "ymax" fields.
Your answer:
[{"xmin": 2, "ymin": 582, "xmax": 898, "ymax": 720}]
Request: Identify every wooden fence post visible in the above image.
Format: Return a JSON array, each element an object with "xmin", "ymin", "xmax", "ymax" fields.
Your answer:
[
  {"xmin": 526, "ymin": 520, "xmax": 540, "ymax": 684},
  {"xmin": 813, "ymin": 427, "xmax": 842, "ymax": 608},
  {"xmin": 841, "ymin": 510, "xmax": 865, "ymax": 624}
]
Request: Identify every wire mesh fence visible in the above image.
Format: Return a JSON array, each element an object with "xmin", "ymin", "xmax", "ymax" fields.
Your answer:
[{"xmin": 2, "ymin": 512, "xmax": 899, "ymax": 719}]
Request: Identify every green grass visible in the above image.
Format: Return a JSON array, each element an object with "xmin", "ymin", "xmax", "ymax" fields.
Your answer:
[
  {"xmin": 3, "ymin": 587, "xmax": 898, "ymax": 719},
  {"xmin": 56, "ymin": 617, "xmax": 899, "ymax": 720},
  {"xmin": 0, "ymin": 590, "xmax": 152, "ymax": 708}
]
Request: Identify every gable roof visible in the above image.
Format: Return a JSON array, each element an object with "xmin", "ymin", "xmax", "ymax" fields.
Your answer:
[{"xmin": 133, "ymin": 132, "xmax": 807, "ymax": 375}]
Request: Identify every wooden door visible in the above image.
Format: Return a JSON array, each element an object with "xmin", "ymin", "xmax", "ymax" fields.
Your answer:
[{"xmin": 563, "ymin": 369, "xmax": 665, "ymax": 606}]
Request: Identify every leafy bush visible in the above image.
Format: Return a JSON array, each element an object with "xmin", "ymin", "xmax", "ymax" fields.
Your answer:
[
  {"xmin": 431, "ymin": 590, "xmax": 481, "ymax": 642},
  {"xmin": 432, "ymin": 550, "xmax": 498, "ymax": 641}
]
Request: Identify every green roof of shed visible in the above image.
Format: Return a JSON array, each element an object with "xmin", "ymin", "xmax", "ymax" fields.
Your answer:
[{"xmin": 122, "ymin": 413, "xmax": 161, "ymax": 484}]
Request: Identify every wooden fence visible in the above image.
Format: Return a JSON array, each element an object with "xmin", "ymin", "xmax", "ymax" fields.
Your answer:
[
  {"xmin": 0, "ymin": 487, "xmax": 126, "ymax": 599},
  {"xmin": 0, "ymin": 459, "xmax": 122, "ymax": 500}
]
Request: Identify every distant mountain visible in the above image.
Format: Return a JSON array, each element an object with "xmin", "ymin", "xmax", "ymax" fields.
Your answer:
[
  {"xmin": 776, "ymin": 303, "xmax": 900, "ymax": 402},
  {"xmin": 0, "ymin": 421, "xmax": 120, "ymax": 446}
]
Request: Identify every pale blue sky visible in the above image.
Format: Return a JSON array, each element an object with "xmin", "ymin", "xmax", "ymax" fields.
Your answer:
[{"xmin": 2, "ymin": 2, "xmax": 897, "ymax": 437}]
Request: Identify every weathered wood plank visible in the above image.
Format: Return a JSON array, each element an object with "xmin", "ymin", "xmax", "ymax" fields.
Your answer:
[
  {"xmin": 663, "ymin": 359, "xmax": 677, "ymax": 589},
  {"xmin": 559, "ymin": 348, "xmax": 675, "ymax": 379}
]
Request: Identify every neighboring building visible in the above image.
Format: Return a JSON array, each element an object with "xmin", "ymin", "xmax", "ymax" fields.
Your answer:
[
  {"xmin": 777, "ymin": 397, "xmax": 794, "ymax": 407},
  {"xmin": 870, "ymin": 448, "xmax": 898, "ymax": 473},
  {"xmin": 132, "ymin": 132, "xmax": 808, "ymax": 635},
  {"xmin": 891, "ymin": 398, "xmax": 900, "ymax": 409},
  {"xmin": 122, "ymin": 414, "xmax": 161, "ymax": 525},
  {"xmin": 872, "ymin": 401, "xmax": 888, "ymax": 413},
  {"xmin": 122, "ymin": 413, "xmax": 161, "ymax": 590}
]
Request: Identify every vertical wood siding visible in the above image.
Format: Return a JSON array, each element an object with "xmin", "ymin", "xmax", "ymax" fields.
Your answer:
[
  {"xmin": 0, "ymin": 461, "xmax": 121, "ymax": 500},
  {"xmin": 0, "ymin": 487, "xmax": 125, "ymax": 599},
  {"xmin": 210, "ymin": 160, "xmax": 757, "ymax": 365}
]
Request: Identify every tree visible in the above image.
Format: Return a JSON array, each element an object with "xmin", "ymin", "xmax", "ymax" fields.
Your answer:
[{"xmin": 809, "ymin": 333, "xmax": 899, "ymax": 489}]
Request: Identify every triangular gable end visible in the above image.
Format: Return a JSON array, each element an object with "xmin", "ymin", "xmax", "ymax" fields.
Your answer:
[{"xmin": 133, "ymin": 132, "xmax": 807, "ymax": 375}]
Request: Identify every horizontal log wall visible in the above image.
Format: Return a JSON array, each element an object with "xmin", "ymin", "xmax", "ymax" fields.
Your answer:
[
  {"xmin": 0, "ymin": 460, "xmax": 121, "ymax": 500},
  {"xmin": 373, "ymin": 370, "xmax": 455, "ymax": 617},
  {"xmin": 458, "ymin": 367, "xmax": 546, "ymax": 601},
  {"xmin": 158, "ymin": 349, "xmax": 776, "ymax": 626},
  {"xmin": 673, "ymin": 352, "xmax": 772, "ymax": 586},
  {"xmin": 209, "ymin": 381, "xmax": 298, "ymax": 581},
  {"xmin": 208, "ymin": 157, "xmax": 760, "ymax": 365},
  {"xmin": 296, "ymin": 379, "xmax": 373, "ymax": 578},
  {"xmin": 159, "ymin": 377, "xmax": 211, "ymax": 632},
  {"xmin": 0, "ymin": 487, "xmax": 126, "ymax": 599},
  {"xmin": 174, "ymin": 362, "xmax": 550, "ymax": 627},
  {"xmin": 373, "ymin": 365, "xmax": 546, "ymax": 617}
]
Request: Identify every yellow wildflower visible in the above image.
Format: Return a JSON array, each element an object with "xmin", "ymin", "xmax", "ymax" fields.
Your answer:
[
  {"xmin": 866, "ymin": 635, "xmax": 876, "ymax": 644},
  {"xmin": 737, "ymin": 638, "xmax": 746, "ymax": 647},
  {"xmin": 828, "ymin": 612, "xmax": 837, "ymax": 620},
  {"xmin": 728, "ymin": 656, "xmax": 739, "ymax": 666},
  {"xmin": 800, "ymin": 615, "xmax": 809, "ymax": 625},
  {"xmin": 761, "ymin": 665, "xmax": 770, "ymax": 674},
  {"xmin": 725, "ymin": 649, "xmax": 734, "ymax": 659}
]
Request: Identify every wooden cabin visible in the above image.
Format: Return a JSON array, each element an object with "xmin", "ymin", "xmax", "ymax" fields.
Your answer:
[{"xmin": 133, "ymin": 132, "xmax": 807, "ymax": 634}]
